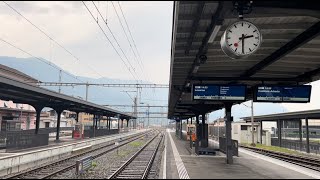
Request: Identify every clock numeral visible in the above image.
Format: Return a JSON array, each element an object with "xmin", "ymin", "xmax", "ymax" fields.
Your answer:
[
  {"xmin": 249, "ymin": 48, "xmax": 252, "ymax": 52},
  {"xmin": 229, "ymin": 30, "xmax": 232, "ymax": 33},
  {"xmin": 235, "ymin": 48, "xmax": 237, "ymax": 52},
  {"xmin": 254, "ymin": 43, "xmax": 257, "ymax": 46},
  {"xmin": 255, "ymin": 37, "xmax": 259, "ymax": 39},
  {"xmin": 242, "ymin": 23, "xmax": 243, "ymax": 26},
  {"xmin": 248, "ymin": 25, "xmax": 251, "ymax": 28},
  {"xmin": 234, "ymin": 25, "xmax": 237, "ymax": 28},
  {"xmin": 229, "ymin": 44, "xmax": 232, "ymax": 46},
  {"xmin": 253, "ymin": 30, "xmax": 257, "ymax": 33},
  {"xmin": 227, "ymin": 37, "xmax": 230, "ymax": 39}
]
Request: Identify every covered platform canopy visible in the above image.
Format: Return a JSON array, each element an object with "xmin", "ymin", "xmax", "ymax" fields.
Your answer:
[
  {"xmin": 168, "ymin": 1, "xmax": 320, "ymax": 120},
  {"xmin": 241, "ymin": 109, "xmax": 320, "ymax": 154},
  {"xmin": 242, "ymin": 109, "xmax": 320, "ymax": 122},
  {"xmin": 0, "ymin": 75, "xmax": 135, "ymax": 120},
  {"xmin": 0, "ymin": 75, "xmax": 136, "ymax": 141}
]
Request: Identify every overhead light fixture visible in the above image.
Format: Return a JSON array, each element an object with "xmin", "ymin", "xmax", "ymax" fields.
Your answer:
[
  {"xmin": 208, "ymin": 25, "xmax": 222, "ymax": 43},
  {"xmin": 208, "ymin": 19, "xmax": 223, "ymax": 43},
  {"xmin": 186, "ymin": 82, "xmax": 190, "ymax": 88},
  {"xmin": 192, "ymin": 65, "xmax": 200, "ymax": 74}
]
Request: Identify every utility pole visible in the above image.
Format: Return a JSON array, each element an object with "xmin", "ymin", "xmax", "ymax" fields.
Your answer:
[
  {"xmin": 147, "ymin": 104, "xmax": 150, "ymax": 128},
  {"xmin": 86, "ymin": 82, "xmax": 89, "ymax": 101},
  {"xmin": 251, "ymin": 100, "xmax": 255, "ymax": 146},
  {"xmin": 58, "ymin": 70, "xmax": 62, "ymax": 93}
]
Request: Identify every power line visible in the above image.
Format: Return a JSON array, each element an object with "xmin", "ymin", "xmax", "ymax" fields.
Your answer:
[
  {"xmin": 111, "ymin": 2, "xmax": 145, "ymax": 78},
  {"xmin": 82, "ymin": 1, "xmax": 139, "ymax": 82},
  {"xmin": 91, "ymin": 1, "xmax": 154, "ymax": 102},
  {"xmin": 117, "ymin": 1, "xmax": 145, "ymax": 69},
  {"xmin": 115, "ymin": 2, "xmax": 152, "ymax": 84},
  {"xmin": 2, "ymin": 1, "xmax": 106, "ymax": 80},
  {"xmin": 0, "ymin": 37, "xmax": 82, "ymax": 83},
  {"xmin": 91, "ymin": 1, "xmax": 142, "ymax": 84}
]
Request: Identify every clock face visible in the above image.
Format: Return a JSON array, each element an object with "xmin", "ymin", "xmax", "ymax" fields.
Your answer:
[{"xmin": 221, "ymin": 20, "xmax": 262, "ymax": 59}]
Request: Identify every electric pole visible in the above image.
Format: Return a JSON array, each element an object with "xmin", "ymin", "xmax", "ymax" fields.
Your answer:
[
  {"xmin": 251, "ymin": 100, "xmax": 255, "ymax": 146},
  {"xmin": 58, "ymin": 70, "xmax": 62, "ymax": 93}
]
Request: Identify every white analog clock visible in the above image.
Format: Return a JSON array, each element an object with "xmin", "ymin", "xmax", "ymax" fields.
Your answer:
[{"xmin": 220, "ymin": 20, "xmax": 262, "ymax": 59}]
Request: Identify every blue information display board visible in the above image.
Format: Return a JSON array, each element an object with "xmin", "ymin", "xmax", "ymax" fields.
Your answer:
[
  {"xmin": 254, "ymin": 85, "xmax": 311, "ymax": 103},
  {"xmin": 193, "ymin": 84, "xmax": 246, "ymax": 101}
]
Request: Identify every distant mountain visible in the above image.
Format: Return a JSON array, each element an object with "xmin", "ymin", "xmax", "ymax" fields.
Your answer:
[
  {"xmin": 0, "ymin": 56, "xmax": 288, "ymax": 122},
  {"xmin": 0, "ymin": 56, "xmax": 168, "ymax": 110}
]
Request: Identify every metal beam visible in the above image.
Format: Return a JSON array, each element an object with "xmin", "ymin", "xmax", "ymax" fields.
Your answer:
[
  {"xmin": 190, "ymin": 76, "xmax": 302, "ymax": 82},
  {"xmin": 240, "ymin": 21, "xmax": 320, "ymax": 78},
  {"xmin": 36, "ymin": 82, "xmax": 169, "ymax": 88},
  {"xmin": 173, "ymin": 2, "xmax": 224, "ymax": 116},
  {"xmin": 184, "ymin": 2, "xmax": 205, "ymax": 55}
]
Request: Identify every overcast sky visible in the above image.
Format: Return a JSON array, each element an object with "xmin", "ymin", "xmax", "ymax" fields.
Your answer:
[
  {"xmin": 1, "ymin": 1, "xmax": 320, "ymax": 114},
  {"xmin": 0, "ymin": 1, "xmax": 173, "ymax": 84}
]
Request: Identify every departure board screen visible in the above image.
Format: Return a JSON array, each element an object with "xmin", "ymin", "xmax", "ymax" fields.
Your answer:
[
  {"xmin": 256, "ymin": 86, "xmax": 282, "ymax": 102},
  {"xmin": 254, "ymin": 85, "xmax": 311, "ymax": 103},
  {"xmin": 282, "ymin": 86, "xmax": 311, "ymax": 102},
  {"xmin": 193, "ymin": 85, "xmax": 246, "ymax": 101}
]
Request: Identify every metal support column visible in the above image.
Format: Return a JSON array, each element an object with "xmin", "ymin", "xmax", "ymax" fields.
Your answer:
[
  {"xmin": 92, "ymin": 114, "xmax": 96, "ymax": 137},
  {"xmin": 187, "ymin": 118, "xmax": 189, "ymax": 125},
  {"xmin": 224, "ymin": 103, "xmax": 233, "ymax": 164},
  {"xmin": 260, "ymin": 121, "xmax": 263, "ymax": 144},
  {"xmin": 277, "ymin": 120, "xmax": 282, "ymax": 147},
  {"xmin": 118, "ymin": 118, "xmax": 120, "ymax": 132},
  {"xmin": 55, "ymin": 109, "xmax": 63, "ymax": 142},
  {"xmin": 306, "ymin": 118, "xmax": 310, "ymax": 153},
  {"xmin": 201, "ymin": 113, "xmax": 208, "ymax": 148},
  {"xmin": 34, "ymin": 106, "xmax": 43, "ymax": 134},
  {"xmin": 195, "ymin": 115, "xmax": 200, "ymax": 154},
  {"xmin": 76, "ymin": 112, "xmax": 80, "ymax": 123},
  {"xmin": 191, "ymin": 117, "xmax": 193, "ymax": 124},
  {"xmin": 180, "ymin": 120, "xmax": 183, "ymax": 140},
  {"xmin": 127, "ymin": 119, "xmax": 129, "ymax": 128},
  {"xmin": 299, "ymin": 120, "xmax": 303, "ymax": 151},
  {"xmin": 121, "ymin": 119, "xmax": 124, "ymax": 129}
]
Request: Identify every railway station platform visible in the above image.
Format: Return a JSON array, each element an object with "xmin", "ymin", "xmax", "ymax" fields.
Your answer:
[
  {"xmin": 160, "ymin": 129, "xmax": 320, "ymax": 179},
  {"xmin": 0, "ymin": 129, "xmax": 147, "ymax": 177}
]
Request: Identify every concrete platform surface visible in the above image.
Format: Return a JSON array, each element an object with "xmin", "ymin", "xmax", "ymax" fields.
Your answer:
[{"xmin": 162, "ymin": 129, "xmax": 318, "ymax": 179}]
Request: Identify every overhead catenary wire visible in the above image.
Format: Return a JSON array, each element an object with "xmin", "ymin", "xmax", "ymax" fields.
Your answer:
[
  {"xmin": 91, "ymin": 1, "xmax": 143, "ymax": 84},
  {"xmin": 115, "ymin": 1, "xmax": 151, "ymax": 84},
  {"xmin": 2, "ymin": 1, "xmax": 106, "ymax": 80},
  {"xmin": 117, "ymin": 1, "xmax": 145, "ymax": 69},
  {"xmin": 0, "ymin": 37, "xmax": 82, "ymax": 83},
  {"xmin": 82, "ymin": 1, "xmax": 139, "ymax": 83},
  {"xmin": 111, "ymin": 2, "xmax": 144, "ymax": 76}
]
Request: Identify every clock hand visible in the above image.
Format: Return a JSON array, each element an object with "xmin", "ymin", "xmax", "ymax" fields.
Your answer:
[
  {"xmin": 239, "ymin": 35, "xmax": 254, "ymax": 40},
  {"xmin": 242, "ymin": 34, "xmax": 244, "ymax": 54}
]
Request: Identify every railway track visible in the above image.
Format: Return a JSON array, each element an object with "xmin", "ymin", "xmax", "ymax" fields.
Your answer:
[
  {"xmin": 240, "ymin": 145, "xmax": 320, "ymax": 172},
  {"xmin": 108, "ymin": 131, "xmax": 164, "ymax": 179},
  {"xmin": 4, "ymin": 130, "xmax": 154, "ymax": 179}
]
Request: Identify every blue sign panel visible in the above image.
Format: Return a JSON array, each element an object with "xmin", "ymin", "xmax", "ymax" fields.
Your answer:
[
  {"xmin": 193, "ymin": 85, "xmax": 220, "ymax": 100},
  {"xmin": 254, "ymin": 85, "xmax": 311, "ymax": 103},
  {"xmin": 220, "ymin": 85, "xmax": 246, "ymax": 100},
  {"xmin": 256, "ymin": 86, "xmax": 282, "ymax": 102},
  {"xmin": 282, "ymin": 86, "xmax": 311, "ymax": 102},
  {"xmin": 193, "ymin": 84, "xmax": 246, "ymax": 101}
]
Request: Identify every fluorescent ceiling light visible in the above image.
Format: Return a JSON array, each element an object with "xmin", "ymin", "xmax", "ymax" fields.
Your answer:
[
  {"xmin": 208, "ymin": 25, "xmax": 222, "ymax": 43},
  {"xmin": 192, "ymin": 65, "xmax": 200, "ymax": 74}
]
